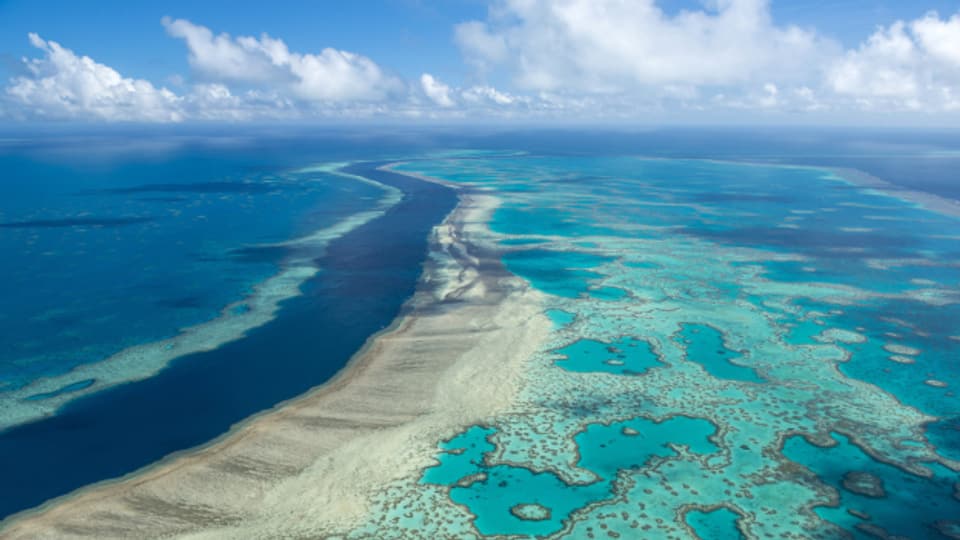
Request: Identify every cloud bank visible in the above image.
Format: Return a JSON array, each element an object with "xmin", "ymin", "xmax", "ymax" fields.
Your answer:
[
  {"xmin": 162, "ymin": 17, "xmax": 402, "ymax": 102},
  {"xmin": 456, "ymin": 0, "xmax": 960, "ymax": 114},
  {"xmin": 4, "ymin": 3, "xmax": 960, "ymax": 122},
  {"xmin": 456, "ymin": 0, "xmax": 831, "ymax": 93},
  {"xmin": 6, "ymin": 34, "xmax": 184, "ymax": 122},
  {"xmin": 4, "ymin": 19, "xmax": 405, "ymax": 122},
  {"xmin": 827, "ymin": 12, "xmax": 960, "ymax": 111}
]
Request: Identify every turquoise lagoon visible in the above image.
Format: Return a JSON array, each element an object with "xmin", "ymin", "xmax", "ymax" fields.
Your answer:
[{"xmin": 355, "ymin": 155, "xmax": 960, "ymax": 539}]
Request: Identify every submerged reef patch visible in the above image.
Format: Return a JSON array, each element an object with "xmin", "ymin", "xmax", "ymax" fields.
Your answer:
[
  {"xmin": 421, "ymin": 416, "xmax": 718, "ymax": 537},
  {"xmin": 684, "ymin": 507, "xmax": 745, "ymax": 540},
  {"xmin": 349, "ymin": 155, "xmax": 960, "ymax": 539},
  {"xmin": 552, "ymin": 336, "xmax": 662, "ymax": 376}
]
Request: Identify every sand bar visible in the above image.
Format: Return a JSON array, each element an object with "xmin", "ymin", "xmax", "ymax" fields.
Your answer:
[{"xmin": 829, "ymin": 167, "xmax": 960, "ymax": 219}]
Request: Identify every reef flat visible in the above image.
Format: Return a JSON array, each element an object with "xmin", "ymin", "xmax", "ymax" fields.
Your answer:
[
  {"xmin": 349, "ymin": 156, "xmax": 959, "ymax": 539},
  {"xmin": 4, "ymin": 154, "xmax": 959, "ymax": 539}
]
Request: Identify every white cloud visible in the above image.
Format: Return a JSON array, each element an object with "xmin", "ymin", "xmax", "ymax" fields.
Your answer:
[
  {"xmin": 420, "ymin": 73, "xmax": 455, "ymax": 107},
  {"xmin": 418, "ymin": 75, "xmax": 545, "ymax": 117},
  {"xmin": 759, "ymin": 83, "xmax": 779, "ymax": 108},
  {"xmin": 454, "ymin": 21, "xmax": 508, "ymax": 72},
  {"xmin": 912, "ymin": 11, "xmax": 960, "ymax": 66},
  {"xmin": 461, "ymin": 85, "xmax": 516, "ymax": 106},
  {"xmin": 453, "ymin": 1, "xmax": 960, "ymax": 116},
  {"xmin": 827, "ymin": 12, "xmax": 960, "ymax": 111},
  {"xmin": 828, "ymin": 22, "xmax": 918, "ymax": 100},
  {"xmin": 3, "ymin": 34, "xmax": 305, "ymax": 122},
  {"xmin": 6, "ymin": 33, "xmax": 183, "ymax": 122},
  {"xmin": 455, "ymin": 0, "xmax": 833, "ymax": 94},
  {"xmin": 4, "ymin": 20, "xmax": 409, "ymax": 122},
  {"xmin": 186, "ymin": 83, "xmax": 299, "ymax": 121},
  {"xmin": 6, "ymin": 7, "xmax": 960, "ymax": 123},
  {"xmin": 162, "ymin": 17, "xmax": 402, "ymax": 102}
]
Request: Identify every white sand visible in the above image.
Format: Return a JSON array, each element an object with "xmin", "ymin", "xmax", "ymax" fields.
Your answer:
[{"xmin": 828, "ymin": 167, "xmax": 960, "ymax": 219}]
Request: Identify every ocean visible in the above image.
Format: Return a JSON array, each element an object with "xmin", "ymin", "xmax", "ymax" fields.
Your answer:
[
  {"xmin": 379, "ymin": 132, "xmax": 960, "ymax": 539},
  {"xmin": 0, "ymin": 132, "xmax": 455, "ymax": 518},
  {"xmin": 1, "ymin": 128, "xmax": 958, "ymax": 538}
]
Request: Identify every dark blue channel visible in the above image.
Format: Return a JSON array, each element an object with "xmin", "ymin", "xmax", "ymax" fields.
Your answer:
[{"xmin": 0, "ymin": 163, "xmax": 456, "ymax": 520}]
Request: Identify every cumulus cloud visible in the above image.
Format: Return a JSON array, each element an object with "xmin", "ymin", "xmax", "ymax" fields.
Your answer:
[
  {"xmin": 186, "ymin": 83, "xmax": 300, "ymax": 121},
  {"xmin": 912, "ymin": 11, "xmax": 960, "ymax": 66},
  {"xmin": 828, "ymin": 23, "xmax": 919, "ymax": 100},
  {"xmin": 454, "ymin": 1, "xmax": 960, "ymax": 115},
  {"xmin": 461, "ymin": 85, "xmax": 516, "ymax": 106},
  {"xmin": 455, "ymin": 0, "xmax": 833, "ymax": 94},
  {"xmin": 6, "ymin": 33, "xmax": 183, "ymax": 121},
  {"xmin": 454, "ymin": 21, "xmax": 509, "ymax": 72},
  {"xmin": 828, "ymin": 12, "xmax": 960, "ymax": 111},
  {"xmin": 3, "ymin": 34, "xmax": 305, "ymax": 122},
  {"xmin": 6, "ymin": 6, "xmax": 960, "ymax": 123},
  {"xmin": 162, "ymin": 17, "xmax": 402, "ymax": 102},
  {"xmin": 4, "ymin": 19, "xmax": 408, "ymax": 122},
  {"xmin": 417, "ymin": 73, "xmax": 548, "ymax": 116},
  {"xmin": 420, "ymin": 73, "xmax": 455, "ymax": 107}
]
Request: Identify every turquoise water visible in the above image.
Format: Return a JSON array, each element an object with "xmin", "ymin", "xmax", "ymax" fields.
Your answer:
[
  {"xmin": 574, "ymin": 416, "xmax": 719, "ymax": 477},
  {"xmin": 685, "ymin": 507, "xmax": 744, "ymax": 539},
  {"xmin": 422, "ymin": 416, "xmax": 718, "ymax": 537},
  {"xmin": 553, "ymin": 336, "xmax": 662, "ymax": 375},
  {"xmin": 5, "ymin": 131, "xmax": 960, "ymax": 537},
  {"xmin": 545, "ymin": 309, "xmax": 576, "ymax": 329},
  {"xmin": 421, "ymin": 425, "xmax": 497, "ymax": 486},
  {"xmin": 589, "ymin": 286, "xmax": 630, "ymax": 301},
  {"xmin": 674, "ymin": 324, "xmax": 764, "ymax": 383},
  {"xmin": 375, "ymin": 153, "xmax": 960, "ymax": 539},
  {"xmin": 503, "ymin": 249, "xmax": 614, "ymax": 299}
]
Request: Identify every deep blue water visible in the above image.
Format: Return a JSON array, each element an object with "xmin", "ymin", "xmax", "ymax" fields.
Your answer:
[
  {"xmin": 0, "ymin": 140, "xmax": 382, "ymax": 391},
  {"xmin": 0, "ymin": 159, "xmax": 456, "ymax": 519},
  {"xmin": 784, "ymin": 433, "xmax": 960, "ymax": 539}
]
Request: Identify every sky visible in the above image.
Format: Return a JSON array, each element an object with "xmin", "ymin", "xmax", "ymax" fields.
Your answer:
[{"xmin": 1, "ymin": 0, "xmax": 959, "ymax": 125}]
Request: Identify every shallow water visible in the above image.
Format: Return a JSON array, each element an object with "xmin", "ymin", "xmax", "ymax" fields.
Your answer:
[
  {"xmin": 4, "ymin": 130, "xmax": 959, "ymax": 536},
  {"xmin": 367, "ymin": 152, "xmax": 960, "ymax": 539}
]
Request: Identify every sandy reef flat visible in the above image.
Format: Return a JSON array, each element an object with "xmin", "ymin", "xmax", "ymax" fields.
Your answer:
[{"xmin": 338, "ymin": 156, "xmax": 960, "ymax": 539}]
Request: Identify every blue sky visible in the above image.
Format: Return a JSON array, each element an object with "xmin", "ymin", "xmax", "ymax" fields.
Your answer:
[
  {"xmin": 1, "ymin": 0, "xmax": 959, "ymax": 123},
  {"xmin": 0, "ymin": 1, "xmax": 484, "ymax": 85}
]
